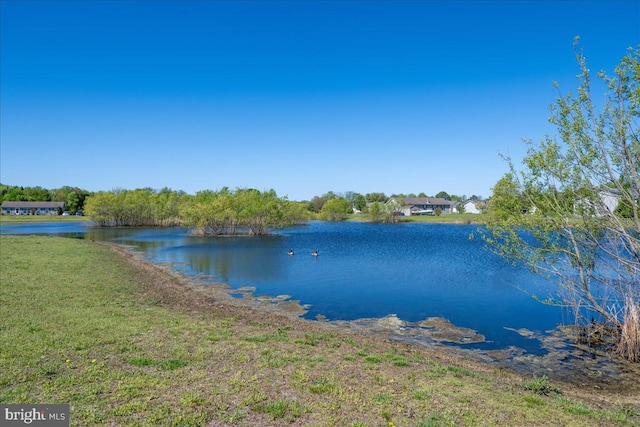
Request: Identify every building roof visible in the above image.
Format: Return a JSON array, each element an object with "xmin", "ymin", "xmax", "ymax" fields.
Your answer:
[{"xmin": 1, "ymin": 201, "xmax": 65, "ymax": 208}]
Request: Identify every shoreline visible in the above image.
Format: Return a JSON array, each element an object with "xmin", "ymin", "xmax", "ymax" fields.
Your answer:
[{"xmin": 104, "ymin": 241, "xmax": 640, "ymax": 400}]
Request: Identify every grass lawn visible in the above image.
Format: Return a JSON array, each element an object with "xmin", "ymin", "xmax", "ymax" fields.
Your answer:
[
  {"xmin": 0, "ymin": 215, "xmax": 92, "ymax": 224},
  {"xmin": 1, "ymin": 235, "xmax": 638, "ymax": 426},
  {"xmin": 344, "ymin": 213, "xmax": 485, "ymax": 224}
]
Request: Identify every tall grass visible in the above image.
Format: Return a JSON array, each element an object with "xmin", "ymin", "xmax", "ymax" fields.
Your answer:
[{"xmin": 617, "ymin": 298, "xmax": 640, "ymax": 362}]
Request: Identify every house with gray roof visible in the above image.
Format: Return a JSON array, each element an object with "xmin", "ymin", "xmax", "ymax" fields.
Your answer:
[
  {"xmin": 390, "ymin": 197, "xmax": 457, "ymax": 216},
  {"xmin": 1, "ymin": 201, "xmax": 65, "ymax": 216}
]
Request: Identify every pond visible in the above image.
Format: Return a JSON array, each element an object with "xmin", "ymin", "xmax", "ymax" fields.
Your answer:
[{"xmin": 1, "ymin": 220, "xmax": 563, "ymax": 354}]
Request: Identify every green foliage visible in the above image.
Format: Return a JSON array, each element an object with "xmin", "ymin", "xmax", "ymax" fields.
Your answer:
[
  {"xmin": 181, "ymin": 188, "xmax": 305, "ymax": 235},
  {"xmin": 320, "ymin": 197, "xmax": 351, "ymax": 221},
  {"xmin": 522, "ymin": 375, "xmax": 562, "ymax": 396},
  {"xmin": 365, "ymin": 192, "xmax": 388, "ymax": 203},
  {"xmin": 85, "ymin": 187, "xmax": 305, "ymax": 234},
  {"xmin": 484, "ymin": 43, "xmax": 640, "ymax": 360},
  {"xmin": 487, "ymin": 173, "xmax": 528, "ymax": 220},
  {"xmin": 85, "ymin": 187, "xmax": 185, "ymax": 227},
  {"xmin": 160, "ymin": 359, "xmax": 188, "ymax": 370},
  {"xmin": 354, "ymin": 194, "xmax": 367, "ymax": 211},
  {"xmin": 367, "ymin": 199, "xmax": 403, "ymax": 223}
]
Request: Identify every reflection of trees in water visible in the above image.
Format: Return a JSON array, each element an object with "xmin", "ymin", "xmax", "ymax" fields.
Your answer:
[{"xmin": 186, "ymin": 238, "xmax": 287, "ymax": 284}]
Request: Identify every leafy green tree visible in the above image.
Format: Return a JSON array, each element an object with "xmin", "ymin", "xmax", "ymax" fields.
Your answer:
[
  {"xmin": 66, "ymin": 191, "xmax": 81, "ymax": 214},
  {"xmin": 484, "ymin": 41, "xmax": 640, "ymax": 361},
  {"xmin": 308, "ymin": 195, "xmax": 327, "ymax": 213},
  {"xmin": 320, "ymin": 197, "xmax": 351, "ymax": 221},
  {"xmin": 353, "ymin": 194, "xmax": 367, "ymax": 211},
  {"xmin": 435, "ymin": 191, "xmax": 450, "ymax": 200},
  {"xmin": 488, "ymin": 173, "xmax": 529, "ymax": 220},
  {"xmin": 368, "ymin": 201, "xmax": 383, "ymax": 222},
  {"xmin": 85, "ymin": 188, "xmax": 185, "ymax": 226},
  {"xmin": 365, "ymin": 192, "xmax": 388, "ymax": 203},
  {"xmin": 180, "ymin": 188, "xmax": 304, "ymax": 235}
]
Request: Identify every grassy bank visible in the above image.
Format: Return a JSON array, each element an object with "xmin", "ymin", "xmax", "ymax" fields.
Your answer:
[
  {"xmin": 0, "ymin": 215, "xmax": 92, "ymax": 223},
  {"xmin": 344, "ymin": 213, "xmax": 485, "ymax": 224},
  {"xmin": 1, "ymin": 235, "xmax": 637, "ymax": 426}
]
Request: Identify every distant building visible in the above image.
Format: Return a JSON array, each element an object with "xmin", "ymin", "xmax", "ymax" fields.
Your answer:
[
  {"xmin": 460, "ymin": 199, "xmax": 488, "ymax": 214},
  {"xmin": 1, "ymin": 201, "xmax": 65, "ymax": 216},
  {"xmin": 574, "ymin": 188, "xmax": 622, "ymax": 217},
  {"xmin": 390, "ymin": 197, "xmax": 457, "ymax": 216}
]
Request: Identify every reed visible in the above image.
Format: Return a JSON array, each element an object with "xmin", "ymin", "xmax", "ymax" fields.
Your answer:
[{"xmin": 616, "ymin": 298, "xmax": 640, "ymax": 363}]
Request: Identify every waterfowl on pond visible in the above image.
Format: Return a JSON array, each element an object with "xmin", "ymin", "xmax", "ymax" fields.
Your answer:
[
  {"xmin": 288, "ymin": 249, "xmax": 294, "ymax": 256},
  {"xmin": 311, "ymin": 250, "xmax": 319, "ymax": 256}
]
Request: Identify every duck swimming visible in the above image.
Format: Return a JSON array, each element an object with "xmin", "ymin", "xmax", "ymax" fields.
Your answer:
[
  {"xmin": 310, "ymin": 250, "xmax": 319, "ymax": 256},
  {"xmin": 288, "ymin": 249, "xmax": 294, "ymax": 256}
]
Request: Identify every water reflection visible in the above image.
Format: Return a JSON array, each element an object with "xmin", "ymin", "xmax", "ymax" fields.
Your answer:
[{"xmin": 161, "ymin": 236, "xmax": 288, "ymax": 284}]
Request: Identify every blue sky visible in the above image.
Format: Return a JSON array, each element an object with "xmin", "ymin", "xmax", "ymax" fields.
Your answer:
[{"xmin": 1, "ymin": 1, "xmax": 638, "ymax": 201}]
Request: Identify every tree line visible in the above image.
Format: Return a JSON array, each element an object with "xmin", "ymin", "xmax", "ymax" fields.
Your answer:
[{"xmin": 2, "ymin": 182, "xmax": 482, "ymax": 226}]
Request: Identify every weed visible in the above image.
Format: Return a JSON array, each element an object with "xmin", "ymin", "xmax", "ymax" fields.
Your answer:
[
  {"xmin": 244, "ymin": 328, "xmax": 289, "ymax": 343},
  {"xmin": 252, "ymin": 399, "xmax": 307, "ymax": 422},
  {"xmin": 129, "ymin": 357, "xmax": 155, "ymax": 367},
  {"xmin": 180, "ymin": 391, "xmax": 206, "ymax": 408},
  {"xmin": 343, "ymin": 337, "xmax": 357, "ymax": 346},
  {"xmin": 419, "ymin": 413, "xmax": 452, "ymax": 427},
  {"xmin": 206, "ymin": 329, "xmax": 233, "ymax": 341},
  {"xmin": 243, "ymin": 335, "xmax": 268, "ymax": 343},
  {"xmin": 559, "ymin": 397, "xmax": 593, "ymax": 415},
  {"xmin": 523, "ymin": 394, "xmax": 543, "ymax": 406},
  {"xmin": 446, "ymin": 366, "xmax": 475, "ymax": 377},
  {"xmin": 160, "ymin": 359, "xmax": 188, "ymax": 370},
  {"xmin": 390, "ymin": 356, "xmax": 409, "ymax": 367},
  {"xmin": 522, "ymin": 375, "xmax": 562, "ymax": 396},
  {"xmin": 296, "ymin": 332, "xmax": 334, "ymax": 346},
  {"xmin": 309, "ymin": 377, "xmax": 338, "ymax": 394},
  {"xmin": 365, "ymin": 355, "xmax": 382, "ymax": 363},
  {"xmin": 413, "ymin": 389, "xmax": 430, "ymax": 400},
  {"xmin": 372, "ymin": 394, "xmax": 393, "ymax": 405}
]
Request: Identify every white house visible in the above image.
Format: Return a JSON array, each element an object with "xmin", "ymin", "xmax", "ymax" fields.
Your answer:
[
  {"xmin": 1, "ymin": 201, "xmax": 65, "ymax": 216},
  {"xmin": 574, "ymin": 188, "xmax": 622, "ymax": 217},
  {"xmin": 390, "ymin": 197, "xmax": 457, "ymax": 216},
  {"xmin": 459, "ymin": 200, "xmax": 487, "ymax": 214}
]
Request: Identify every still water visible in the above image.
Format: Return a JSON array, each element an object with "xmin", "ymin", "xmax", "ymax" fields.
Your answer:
[{"xmin": 2, "ymin": 221, "xmax": 562, "ymax": 354}]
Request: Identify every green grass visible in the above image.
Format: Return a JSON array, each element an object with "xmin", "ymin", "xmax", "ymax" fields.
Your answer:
[
  {"xmin": 0, "ymin": 215, "xmax": 91, "ymax": 223},
  {"xmin": 344, "ymin": 212, "xmax": 486, "ymax": 224},
  {"xmin": 1, "ymin": 235, "xmax": 638, "ymax": 426}
]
